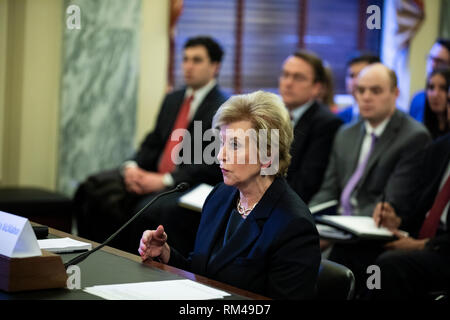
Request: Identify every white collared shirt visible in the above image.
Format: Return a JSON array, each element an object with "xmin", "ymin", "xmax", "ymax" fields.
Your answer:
[
  {"xmin": 356, "ymin": 118, "xmax": 390, "ymax": 165},
  {"xmin": 185, "ymin": 79, "xmax": 217, "ymax": 120},
  {"xmin": 290, "ymin": 100, "xmax": 314, "ymax": 127}
]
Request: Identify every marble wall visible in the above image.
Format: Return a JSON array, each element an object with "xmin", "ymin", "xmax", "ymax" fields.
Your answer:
[{"xmin": 58, "ymin": 0, "xmax": 141, "ymax": 196}]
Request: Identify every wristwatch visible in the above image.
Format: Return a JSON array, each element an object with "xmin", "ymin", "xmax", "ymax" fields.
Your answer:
[{"xmin": 162, "ymin": 173, "xmax": 175, "ymax": 187}]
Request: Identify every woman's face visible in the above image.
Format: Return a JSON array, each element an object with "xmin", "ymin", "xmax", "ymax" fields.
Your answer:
[
  {"xmin": 218, "ymin": 120, "xmax": 263, "ymax": 188},
  {"xmin": 427, "ymin": 73, "xmax": 448, "ymax": 114}
]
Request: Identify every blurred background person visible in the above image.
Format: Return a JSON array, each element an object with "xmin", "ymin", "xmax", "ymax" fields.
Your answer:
[
  {"xmin": 309, "ymin": 64, "xmax": 430, "ymax": 296},
  {"xmin": 279, "ymin": 51, "xmax": 342, "ymax": 203},
  {"xmin": 423, "ymin": 67, "xmax": 450, "ymax": 139},
  {"xmin": 409, "ymin": 38, "xmax": 450, "ymax": 122},
  {"xmin": 369, "ymin": 132, "xmax": 450, "ymax": 300},
  {"xmin": 448, "ymin": 85, "xmax": 450, "ymax": 127},
  {"xmin": 317, "ymin": 65, "xmax": 338, "ymax": 113},
  {"xmin": 338, "ymin": 52, "xmax": 381, "ymax": 124},
  {"xmin": 74, "ymin": 36, "xmax": 227, "ymax": 254}
]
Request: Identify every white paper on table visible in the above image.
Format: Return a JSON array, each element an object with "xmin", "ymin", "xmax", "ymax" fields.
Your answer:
[
  {"xmin": 178, "ymin": 184, "xmax": 214, "ymax": 212},
  {"xmin": 83, "ymin": 279, "xmax": 231, "ymax": 300},
  {"xmin": 38, "ymin": 237, "xmax": 92, "ymax": 253},
  {"xmin": 0, "ymin": 211, "xmax": 42, "ymax": 258}
]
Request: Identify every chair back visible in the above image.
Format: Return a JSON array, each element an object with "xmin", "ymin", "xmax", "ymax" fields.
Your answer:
[{"xmin": 316, "ymin": 259, "xmax": 355, "ymax": 300}]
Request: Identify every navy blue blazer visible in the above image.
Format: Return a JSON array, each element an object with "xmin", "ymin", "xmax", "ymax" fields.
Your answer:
[{"xmin": 169, "ymin": 177, "xmax": 321, "ymax": 299}]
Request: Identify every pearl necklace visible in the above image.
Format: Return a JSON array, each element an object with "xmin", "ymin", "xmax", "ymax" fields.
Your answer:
[{"xmin": 237, "ymin": 198, "xmax": 257, "ymax": 218}]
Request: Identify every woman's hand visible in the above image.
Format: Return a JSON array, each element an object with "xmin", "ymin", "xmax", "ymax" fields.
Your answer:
[{"xmin": 138, "ymin": 225, "xmax": 171, "ymax": 264}]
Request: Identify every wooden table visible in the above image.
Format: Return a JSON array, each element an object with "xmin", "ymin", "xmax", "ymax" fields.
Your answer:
[{"xmin": 0, "ymin": 225, "xmax": 268, "ymax": 300}]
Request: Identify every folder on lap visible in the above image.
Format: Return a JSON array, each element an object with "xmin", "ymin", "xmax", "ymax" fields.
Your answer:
[
  {"xmin": 314, "ymin": 215, "xmax": 398, "ymax": 241},
  {"xmin": 315, "ymin": 224, "xmax": 354, "ymax": 241}
]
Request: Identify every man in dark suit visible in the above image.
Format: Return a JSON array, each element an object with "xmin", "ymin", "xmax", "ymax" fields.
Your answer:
[
  {"xmin": 309, "ymin": 63, "xmax": 431, "ymax": 294},
  {"xmin": 75, "ymin": 36, "xmax": 227, "ymax": 254},
  {"xmin": 122, "ymin": 37, "xmax": 226, "ymax": 193},
  {"xmin": 369, "ymin": 133, "xmax": 450, "ymax": 299},
  {"xmin": 310, "ymin": 63, "xmax": 430, "ymax": 217},
  {"xmin": 279, "ymin": 50, "xmax": 342, "ymax": 203}
]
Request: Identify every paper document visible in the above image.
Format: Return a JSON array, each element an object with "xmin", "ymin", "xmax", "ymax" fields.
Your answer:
[
  {"xmin": 315, "ymin": 215, "xmax": 398, "ymax": 240},
  {"xmin": 178, "ymin": 183, "xmax": 214, "ymax": 212},
  {"xmin": 309, "ymin": 200, "xmax": 338, "ymax": 214},
  {"xmin": 38, "ymin": 237, "xmax": 92, "ymax": 253},
  {"xmin": 315, "ymin": 224, "xmax": 353, "ymax": 240},
  {"xmin": 83, "ymin": 279, "xmax": 231, "ymax": 300}
]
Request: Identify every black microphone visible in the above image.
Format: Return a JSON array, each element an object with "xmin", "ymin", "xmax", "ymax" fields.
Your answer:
[{"xmin": 64, "ymin": 182, "xmax": 190, "ymax": 268}]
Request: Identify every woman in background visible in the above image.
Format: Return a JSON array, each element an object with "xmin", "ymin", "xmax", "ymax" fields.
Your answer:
[{"xmin": 424, "ymin": 67, "xmax": 450, "ymax": 139}]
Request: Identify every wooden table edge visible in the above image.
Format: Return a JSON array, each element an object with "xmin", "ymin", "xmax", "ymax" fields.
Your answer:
[{"xmin": 45, "ymin": 225, "xmax": 270, "ymax": 300}]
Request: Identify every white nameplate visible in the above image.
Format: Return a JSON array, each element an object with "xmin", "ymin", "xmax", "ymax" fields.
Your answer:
[{"xmin": 0, "ymin": 211, "xmax": 42, "ymax": 258}]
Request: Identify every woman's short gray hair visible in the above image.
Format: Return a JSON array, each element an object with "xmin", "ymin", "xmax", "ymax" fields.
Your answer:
[{"xmin": 212, "ymin": 90, "xmax": 293, "ymax": 177}]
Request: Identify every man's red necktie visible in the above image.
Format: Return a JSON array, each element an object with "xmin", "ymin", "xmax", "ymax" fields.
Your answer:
[
  {"xmin": 158, "ymin": 95, "xmax": 194, "ymax": 174},
  {"xmin": 418, "ymin": 175, "xmax": 450, "ymax": 239}
]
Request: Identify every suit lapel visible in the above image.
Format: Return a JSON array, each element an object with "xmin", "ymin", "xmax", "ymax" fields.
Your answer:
[
  {"xmin": 173, "ymin": 88, "xmax": 187, "ymax": 116},
  {"xmin": 195, "ymin": 186, "xmax": 238, "ymax": 275},
  {"xmin": 426, "ymin": 135, "xmax": 450, "ymax": 206},
  {"xmin": 436, "ymin": 136, "xmax": 450, "ymax": 179},
  {"xmin": 289, "ymin": 103, "xmax": 318, "ymax": 169},
  {"xmin": 207, "ymin": 178, "xmax": 286, "ymax": 275},
  {"xmin": 189, "ymin": 85, "xmax": 219, "ymax": 126}
]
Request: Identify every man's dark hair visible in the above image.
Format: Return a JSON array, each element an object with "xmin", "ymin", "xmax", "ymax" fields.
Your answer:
[
  {"xmin": 436, "ymin": 38, "xmax": 450, "ymax": 54},
  {"xmin": 292, "ymin": 50, "xmax": 326, "ymax": 83},
  {"xmin": 346, "ymin": 52, "xmax": 381, "ymax": 68},
  {"xmin": 184, "ymin": 36, "xmax": 224, "ymax": 63},
  {"xmin": 387, "ymin": 67, "xmax": 398, "ymax": 90}
]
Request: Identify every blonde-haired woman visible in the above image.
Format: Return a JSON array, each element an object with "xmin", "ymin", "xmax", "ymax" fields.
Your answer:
[{"xmin": 139, "ymin": 91, "xmax": 321, "ymax": 299}]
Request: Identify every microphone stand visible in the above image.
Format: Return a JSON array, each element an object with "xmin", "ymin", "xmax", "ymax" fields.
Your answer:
[{"xmin": 64, "ymin": 183, "xmax": 189, "ymax": 268}]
